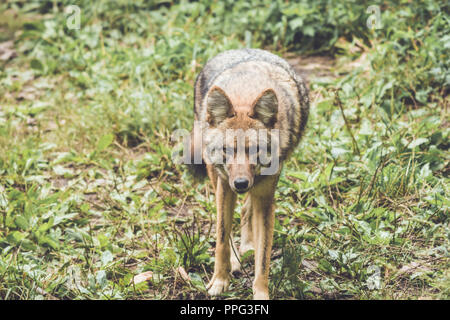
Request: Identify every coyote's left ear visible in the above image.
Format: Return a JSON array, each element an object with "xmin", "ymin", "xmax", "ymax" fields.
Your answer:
[{"xmin": 251, "ymin": 89, "xmax": 278, "ymax": 127}]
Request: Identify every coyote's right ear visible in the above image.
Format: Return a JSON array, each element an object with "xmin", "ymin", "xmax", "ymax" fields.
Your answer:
[
  {"xmin": 207, "ymin": 87, "xmax": 234, "ymax": 126},
  {"xmin": 251, "ymin": 89, "xmax": 278, "ymax": 128}
]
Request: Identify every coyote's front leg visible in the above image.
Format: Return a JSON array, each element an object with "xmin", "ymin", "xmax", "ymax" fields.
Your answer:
[
  {"xmin": 240, "ymin": 195, "xmax": 254, "ymax": 255},
  {"xmin": 251, "ymin": 175, "xmax": 278, "ymax": 300},
  {"xmin": 207, "ymin": 177, "xmax": 237, "ymax": 296}
]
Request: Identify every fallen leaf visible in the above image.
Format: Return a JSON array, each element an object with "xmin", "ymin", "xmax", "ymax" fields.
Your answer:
[
  {"xmin": 398, "ymin": 261, "xmax": 431, "ymax": 274},
  {"xmin": 17, "ymin": 86, "xmax": 39, "ymax": 100},
  {"xmin": 132, "ymin": 271, "xmax": 153, "ymax": 284},
  {"xmin": 302, "ymin": 259, "xmax": 319, "ymax": 271},
  {"xmin": 176, "ymin": 266, "xmax": 191, "ymax": 283},
  {"xmin": 0, "ymin": 41, "xmax": 17, "ymax": 61}
]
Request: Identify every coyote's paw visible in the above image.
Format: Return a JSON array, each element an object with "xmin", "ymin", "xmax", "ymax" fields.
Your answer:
[
  {"xmin": 239, "ymin": 243, "xmax": 254, "ymax": 256},
  {"xmin": 230, "ymin": 252, "xmax": 241, "ymax": 274},
  {"xmin": 206, "ymin": 275, "xmax": 230, "ymax": 296},
  {"xmin": 253, "ymin": 290, "xmax": 269, "ymax": 300}
]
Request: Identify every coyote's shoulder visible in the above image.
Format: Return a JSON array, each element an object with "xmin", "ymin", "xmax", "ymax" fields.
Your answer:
[{"xmin": 194, "ymin": 48, "xmax": 309, "ymax": 159}]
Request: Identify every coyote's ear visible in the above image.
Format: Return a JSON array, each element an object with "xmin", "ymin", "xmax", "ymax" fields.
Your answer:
[
  {"xmin": 251, "ymin": 89, "xmax": 278, "ymax": 127},
  {"xmin": 206, "ymin": 87, "xmax": 234, "ymax": 126}
]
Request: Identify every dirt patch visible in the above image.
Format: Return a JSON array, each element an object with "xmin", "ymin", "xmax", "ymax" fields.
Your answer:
[{"xmin": 285, "ymin": 54, "xmax": 338, "ymax": 84}]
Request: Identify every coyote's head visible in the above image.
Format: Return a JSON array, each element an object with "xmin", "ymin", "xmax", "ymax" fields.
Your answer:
[{"xmin": 204, "ymin": 86, "xmax": 280, "ymax": 193}]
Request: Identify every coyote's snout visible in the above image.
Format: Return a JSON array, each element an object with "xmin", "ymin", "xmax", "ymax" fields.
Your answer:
[{"xmin": 189, "ymin": 49, "xmax": 309, "ymax": 299}]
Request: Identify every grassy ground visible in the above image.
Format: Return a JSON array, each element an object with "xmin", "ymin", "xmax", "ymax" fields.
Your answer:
[{"xmin": 0, "ymin": 1, "xmax": 448, "ymax": 300}]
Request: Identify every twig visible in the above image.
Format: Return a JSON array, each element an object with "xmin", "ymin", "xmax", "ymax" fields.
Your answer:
[
  {"xmin": 333, "ymin": 88, "xmax": 360, "ymax": 156},
  {"xmin": 229, "ymin": 235, "xmax": 253, "ymax": 286}
]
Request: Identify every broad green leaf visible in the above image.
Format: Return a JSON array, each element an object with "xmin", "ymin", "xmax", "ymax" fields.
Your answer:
[{"xmin": 97, "ymin": 134, "xmax": 114, "ymax": 152}]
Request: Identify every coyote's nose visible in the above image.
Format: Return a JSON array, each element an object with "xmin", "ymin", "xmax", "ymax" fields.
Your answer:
[{"xmin": 234, "ymin": 178, "xmax": 249, "ymax": 191}]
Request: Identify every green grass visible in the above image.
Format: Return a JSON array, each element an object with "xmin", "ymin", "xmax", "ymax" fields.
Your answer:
[{"xmin": 0, "ymin": 0, "xmax": 448, "ymax": 300}]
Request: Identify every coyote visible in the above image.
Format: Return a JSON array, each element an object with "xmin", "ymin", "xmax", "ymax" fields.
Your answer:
[{"xmin": 190, "ymin": 49, "xmax": 309, "ymax": 299}]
